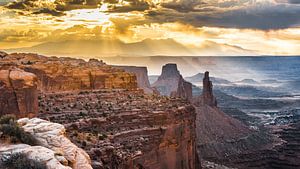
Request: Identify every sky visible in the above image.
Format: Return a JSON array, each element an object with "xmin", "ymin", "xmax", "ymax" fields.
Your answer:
[{"xmin": 1, "ymin": 0, "xmax": 300, "ymax": 56}]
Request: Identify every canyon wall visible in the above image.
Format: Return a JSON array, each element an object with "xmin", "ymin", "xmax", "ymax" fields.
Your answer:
[
  {"xmin": 114, "ymin": 66, "xmax": 154, "ymax": 94},
  {"xmin": 0, "ymin": 67, "xmax": 38, "ymax": 117},
  {"xmin": 0, "ymin": 53, "xmax": 137, "ymax": 92},
  {"xmin": 38, "ymin": 90, "xmax": 198, "ymax": 169}
]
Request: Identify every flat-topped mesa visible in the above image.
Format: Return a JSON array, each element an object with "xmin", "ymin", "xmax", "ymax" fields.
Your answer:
[
  {"xmin": 158, "ymin": 63, "xmax": 181, "ymax": 80},
  {"xmin": 202, "ymin": 71, "xmax": 217, "ymax": 107},
  {"xmin": 0, "ymin": 52, "xmax": 138, "ymax": 92},
  {"xmin": 0, "ymin": 67, "xmax": 38, "ymax": 117},
  {"xmin": 114, "ymin": 66, "xmax": 154, "ymax": 94},
  {"xmin": 152, "ymin": 63, "xmax": 192, "ymax": 101}
]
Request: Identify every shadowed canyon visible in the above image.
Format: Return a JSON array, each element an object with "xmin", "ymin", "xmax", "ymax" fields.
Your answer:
[{"xmin": 1, "ymin": 51, "xmax": 300, "ymax": 169}]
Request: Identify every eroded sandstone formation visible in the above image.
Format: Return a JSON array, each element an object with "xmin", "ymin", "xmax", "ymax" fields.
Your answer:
[
  {"xmin": 114, "ymin": 66, "xmax": 154, "ymax": 94},
  {"xmin": 0, "ymin": 144, "xmax": 71, "ymax": 169},
  {"xmin": 0, "ymin": 53, "xmax": 137, "ymax": 92},
  {"xmin": 152, "ymin": 64, "xmax": 192, "ymax": 101},
  {"xmin": 38, "ymin": 90, "xmax": 198, "ymax": 169},
  {"xmin": 0, "ymin": 118, "xmax": 92, "ymax": 169},
  {"xmin": 18, "ymin": 118, "xmax": 93, "ymax": 169},
  {"xmin": 0, "ymin": 52, "xmax": 198, "ymax": 169},
  {"xmin": 0, "ymin": 67, "xmax": 38, "ymax": 117},
  {"xmin": 193, "ymin": 71, "xmax": 265, "ymax": 166},
  {"xmin": 202, "ymin": 71, "xmax": 217, "ymax": 107}
]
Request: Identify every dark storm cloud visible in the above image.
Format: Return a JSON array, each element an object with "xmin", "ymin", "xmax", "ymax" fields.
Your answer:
[
  {"xmin": 5, "ymin": 0, "xmax": 102, "ymax": 15},
  {"xmin": 3, "ymin": 0, "xmax": 300, "ymax": 30},
  {"xmin": 106, "ymin": 0, "xmax": 153, "ymax": 13},
  {"xmin": 4, "ymin": 0, "xmax": 154, "ymax": 15},
  {"xmin": 146, "ymin": 1, "xmax": 300, "ymax": 30}
]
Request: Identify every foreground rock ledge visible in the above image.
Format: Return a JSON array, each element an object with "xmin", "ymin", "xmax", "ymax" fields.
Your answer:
[{"xmin": 0, "ymin": 118, "xmax": 93, "ymax": 169}]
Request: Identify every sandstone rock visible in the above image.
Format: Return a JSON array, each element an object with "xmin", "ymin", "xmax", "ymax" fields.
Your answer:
[
  {"xmin": 0, "ymin": 68, "xmax": 38, "ymax": 117},
  {"xmin": 193, "ymin": 72, "xmax": 253, "ymax": 164},
  {"xmin": 17, "ymin": 118, "xmax": 93, "ymax": 169},
  {"xmin": 202, "ymin": 71, "xmax": 217, "ymax": 107},
  {"xmin": 152, "ymin": 64, "xmax": 192, "ymax": 100},
  {"xmin": 0, "ymin": 144, "xmax": 71, "ymax": 169},
  {"xmin": 1, "ymin": 52, "xmax": 137, "ymax": 92},
  {"xmin": 114, "ymin": 66, "xmax": 154, "ymax": 94}
]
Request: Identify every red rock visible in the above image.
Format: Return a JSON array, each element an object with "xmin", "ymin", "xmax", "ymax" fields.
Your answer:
[
  {"xmin": 1, "ymin": 53, "xmax": 138, "ymax": 92},
  {"xmin": 0, "ymin": 68, "xmax": 38, "ymax": 117},
  {"xmin": 152, "ymin": 64, "xmax": 192, "ymax": 100},
  {"xmin": 114, "ymin": 66, "xmax": 154, "ymax": 94}
]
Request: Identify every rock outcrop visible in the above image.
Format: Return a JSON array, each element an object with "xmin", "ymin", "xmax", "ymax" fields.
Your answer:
[
  {"xmin": 0, "ymin": 118, "xmax": 92, "ymax": 169},
  {"xmin": 18, "ymin": 118, "xmax": 93, "ymax": 169},
  {"xmin": 0, "ymin": 67, "xmax": 38, "ymax": 117},
  {"xmin": 202, "ymin": 71, "xmax": 217, "ymax": 107},
  {"xmin": 193, "ymin": 71, "xmax": 260, "ymax": 165},
  {"xmin": 0, "ymin": 53, "xmax": 137, "ymax": 92},
  {"xmin": 152, "ymin": 64, "xmax": 192, "ymax": 100},
  {"xmin": 0, "ymin": 144, "xmax": 71, "ymax": 169},
  {"xmin": 114, "ymin": 66, "xmax": 154, "ymax": 94}
]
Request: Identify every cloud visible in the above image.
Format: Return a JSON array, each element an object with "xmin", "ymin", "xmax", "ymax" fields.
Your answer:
[
  {"xmin": 5, "ymin": 0, "xmax": 102, "ymax": 15},
  {"xmin": 146, "ymin": 0, "xmax": 300, "ymax": 30}
]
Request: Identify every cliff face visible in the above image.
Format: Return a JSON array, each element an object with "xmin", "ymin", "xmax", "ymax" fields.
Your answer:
[
  {"xmin": 0, "ymin": 53, "xmax": 137, "ymax": 92},
  {"xmin": 0, "ymin": 68, "xmax": 38, "ymax": 117},
  {"xmin": 38, "ymin": 90, "xmax": 198, "ymax": 169},
  {"xmin": 114, "ymin": 66, "xmax": 154, "ymax": 94},
  {"xmin": 152, "ymin": 64, "xmax": 192, "ymax": 100}
]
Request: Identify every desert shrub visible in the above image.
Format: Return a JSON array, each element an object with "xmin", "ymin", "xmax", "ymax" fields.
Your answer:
[
  {"xmin": 0, "ymin": 115, "xmax": 16, "ymax": 125},
  {"xmin": 1, "ymin": 153, "xmax": 47, "ymax": 169},
  {"xmin": 0, "ymin": 115, "xmax": 37, "ymax": 145}
]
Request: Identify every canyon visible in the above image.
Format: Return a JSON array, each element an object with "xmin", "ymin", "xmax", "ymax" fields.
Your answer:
[
  {"xmin": 0, "ymin": 52, "xmax": 198, "ymax": 169},
  {"xmin": 1, "ymin": 51, "xmax": 299, "ymax": 169}
]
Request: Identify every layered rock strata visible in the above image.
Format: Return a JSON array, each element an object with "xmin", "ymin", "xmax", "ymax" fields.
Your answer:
[
  {"xmin": 114, "ymin": 66, "xmax": 154, "ymax": 94},
  {"xmin": 152, "ymin": 64, "xmax": 192, "ymax": 101},
  {"xmin": 0, "ymin": 68, "xmax": 38, "ymax": 117},
  {"xmin": 0, "ymin": 53, "xmax": 137, "ymax": 92},
  {"xmin": 38, "ymin": 89, "xmax": 197, "ymax": 169}
]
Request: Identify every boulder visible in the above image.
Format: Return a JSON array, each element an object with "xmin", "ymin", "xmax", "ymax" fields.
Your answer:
[
  {"xmin": 17, "ymin": 118, "xmax": 93, "ymax": 169},
  {"xmin": 0, "ymin": 144, "xmax": 71, "ymax": 169}
]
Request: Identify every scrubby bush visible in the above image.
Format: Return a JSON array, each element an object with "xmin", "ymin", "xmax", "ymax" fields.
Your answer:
[
  {"xmin": 0, "ymin": 115, "xmax": 37, "ymax": 145},
  {"xmin": 0, "ymin": 153, "xmax": 47, "ymax": 169}
]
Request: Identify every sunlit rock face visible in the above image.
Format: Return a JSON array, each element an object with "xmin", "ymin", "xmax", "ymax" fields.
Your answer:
[
  {"xmin": 152, "ymin": 64, "xmax": 192, "ymax": 100},
  {"xmin": 0, "ymin": 67, "xmax": 38, "ymax": 117},
  {"xmin": 0, "ymin": 52, "xmax": 138, "ymax": 92},
  {"xmin": 114, "ymin": 66, "xmax": 154, "ymax": 94}
]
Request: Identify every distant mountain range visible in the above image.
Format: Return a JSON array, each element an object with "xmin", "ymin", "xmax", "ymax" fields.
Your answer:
[
  {"xmin": 3, "ymin": 38, "xmax": 256, "ymax": 57},
  {"xmin": 185, "ymin": 73, "xmax": 231, "ymax": 85}
]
